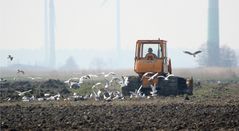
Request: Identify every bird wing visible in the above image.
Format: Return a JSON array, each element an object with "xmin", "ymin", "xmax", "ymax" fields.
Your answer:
[
  {"xmin": 15, "ymin": 91, "xmax": 21, "ymax": 94},
  {"xmin": 137, "ymin": 85, "xmax": 143, "ymax": 94},
  {"xmin": 148, "ymin": 73, "xmax": 159, "ymax": 81},
  {"xmin": 165, "ymin": 74, "xmax": 174, "ymax": 79},
  {"xmin": 183, "ymin": 51, "xmax": 193, "ymax": 55},
  {"xmin": 25, "ymin": 90, "xmax": 32, "ymax": 93},
  {"xmin": 194, "ymin": 50, "xmax": 202, "ymax": 55},
  {"xmin": 157, "ymin": 75, "xmax": 166, "ymax": 79},
  {"xmin": 123, "ymin": 77, "xmax": 129, "ymax": 86}
]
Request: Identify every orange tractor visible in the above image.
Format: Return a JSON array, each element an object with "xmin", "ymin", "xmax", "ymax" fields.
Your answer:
[{"xmin": 122, "ymin": 39, "xmax": 193, "ymax": 96}]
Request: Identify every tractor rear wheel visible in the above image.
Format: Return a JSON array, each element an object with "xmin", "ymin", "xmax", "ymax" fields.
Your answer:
[
  {"xmin": 121, "ymin": 76, "xmax": 141, "ymax": 96},
  {"xmin": 157, "ymin": 76, "xmax": 192, "ymax": 96}
]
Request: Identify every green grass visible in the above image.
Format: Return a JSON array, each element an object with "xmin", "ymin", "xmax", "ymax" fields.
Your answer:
[{"xmin": 193, "ymin": 83, "xmax": 239, "ymax": 100}]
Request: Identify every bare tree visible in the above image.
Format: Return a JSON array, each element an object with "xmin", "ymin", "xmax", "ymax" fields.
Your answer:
[
  {"xmin": 61, "ymin": 56, "xmax": 78, "ymax": 70},
  {"xmin": 197, "ymin": 44, "xmax": 238, "ymax": 67},
  {"xmin": 219, "ymin": 45, "xmax": 237, "ymax": 67}
]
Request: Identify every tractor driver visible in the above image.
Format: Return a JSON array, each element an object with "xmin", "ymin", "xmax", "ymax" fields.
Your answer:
[{"xmin": 145, "ymin": 47, "xmax": 157, "ymax": 60}]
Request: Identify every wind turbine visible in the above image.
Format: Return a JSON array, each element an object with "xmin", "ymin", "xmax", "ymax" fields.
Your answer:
[{"xmin": 44, "ymin": 0, "xmax": 56, "ymax": 68}]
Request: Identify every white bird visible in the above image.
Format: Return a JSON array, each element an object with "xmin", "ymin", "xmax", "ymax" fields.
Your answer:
[
  {"xmin": 92, "ymin": 82, "xmax": 102, "ymax": 89},
  {"xmin": 157, "ymin": 74, "xmax": 174, "ymax": 80},
  {"xmin": 89, "ymin": 93, "xmax": 93, "ymax": 99},
  {"xmin": 44, "ymin": 93, "xmax": 50, "ymax": 97},
  {"xmin": 137, "ymin": 85, "xmax": 143, "ymax": 95},
  {"xmin": 104, "ymin": 72, "xmax": 116, "ymax": 77},
  {"xmin": 64, "ymin": 76, "xmax": 88, "ymax": 88},
  {"xmin": 26, "ymin": 76, "xmax": 42, "ymax": 80},
  {"xmin": 30, "ymin": 95, "xmax": 35, "ymax": 101},
  {"xmin": 103, "ymin": 93, "xmax": 112, "ymax": 101},
  {"xmin": 46, "ymin": 96, "xmax": 56, "ymax": 101},
  {"xmin": 97, "ymin": 89, "xmax": 102, "ymax": 97},
  {"xmin": 22, "ymin": 96, "xmax": 30, "ymax": 102},
  {"xmin": 37, "ymin": 98, "xmax": 44, "ymax": 101},
  {"xmin": 104, "ymin": 79, "xmax": 110, "ymax": 89},
  {"xmin": 117, "ymin": 76, "xmax": 129, "ymax": 87},
  {"xmin": 141, "ymin": 72, "xmax": 154, "ymax": 81},
  {"xmin": 183, "ymin": 50, "xmax": 202, "ymax": 57},
  {"xmin": 129, "ymin": 85, "xmax": 145, "ymax": 98},
  {"xmin": 53, "ymin": 93, "xmax": 60, "ymax": 98},
  {"xmin": 148, "ymin": 73, "xmax": 159, "ymax": 81},
  {"xmin": 150, "ymin": 85, "xmax": 157, "ymax": 97},
  {"xmin": 83, "ymin": 94, "xmax": 92, "ymax": 100},
  {"xmin": 92, "ymin": 89, "xmax": 102, "ymax": 101},
  {"xmin": 142, "ymin": 72, "xmax": 154, "ymax": 77},
  {"xmin": 112, "ymin": 91, "xmax": 124, "ymax": 100},
  {"xmin": 4, "ymin": 97, "xmax": 11, "ymax": 101},
  {"xmin": 64, "ymin": 77, "xmax": 80, "ymax": 84},
  {"xmin": 69, "ymin": 81, "xmax": 81, "ymax": 88},
  {"xmin": 129, "ymin": 90, "xmax": 139, "ymax": 98},
  {"xmin": 15, "ymin": 90, "xmax": 32, "ymax": 96},
  {"xmin": 86, "ymin": 74, "xmax": 98, "ymax": 79}
]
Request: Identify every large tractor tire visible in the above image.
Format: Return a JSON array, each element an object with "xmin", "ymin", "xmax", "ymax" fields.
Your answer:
[
  {"xmin": 121, "ymin": 76, "xmax": 141, "ymax": 96},
  {"xmin": 157, "ymin": 76, "xmax": 192, "ymax": 96}
]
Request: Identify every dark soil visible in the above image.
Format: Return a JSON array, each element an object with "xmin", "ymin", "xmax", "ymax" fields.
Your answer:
[
  {"xmin": 0, "ymin": 79, "xmax": 70, "ymax": 101},
  {"xmin": 1, "ymin": 79, "xmax": 239, "ymax": 130},
  {"xmin": 1, "ymin": 102, "xmax": 239, "ymax": 130}
]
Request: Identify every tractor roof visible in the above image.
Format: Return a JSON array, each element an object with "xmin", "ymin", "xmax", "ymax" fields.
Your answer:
[{"xmin": 136, "ymin": 40, "xmax": 167, "ymax": 44}]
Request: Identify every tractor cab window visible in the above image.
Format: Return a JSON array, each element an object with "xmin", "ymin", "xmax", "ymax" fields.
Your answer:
[{"xmin": 142, "ymin": 44, "xmax": 162, "ymax": 58}]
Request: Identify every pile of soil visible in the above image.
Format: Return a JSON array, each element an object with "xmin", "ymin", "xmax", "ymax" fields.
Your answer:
[{"xmin": 0, "ymin": 80, "xmax": 70, "ymax": 101}]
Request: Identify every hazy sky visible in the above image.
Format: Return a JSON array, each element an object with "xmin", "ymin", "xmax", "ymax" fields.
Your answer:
[{"xmin": 0, "ymin": 0, "xmax": 239, "ymax": 51}]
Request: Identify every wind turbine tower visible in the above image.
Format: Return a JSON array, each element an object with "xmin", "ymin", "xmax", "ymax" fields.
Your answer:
[
  {"xmin": 44, "ymin": 0, "xmax": 56, "ymax": 68},
  {"xmin": 115, "ymin": 0, "xmax": 120, "ymax": 57},
  {"xmin": 207, "ymin": 0, "xmax": 220, "ymax": 66}
]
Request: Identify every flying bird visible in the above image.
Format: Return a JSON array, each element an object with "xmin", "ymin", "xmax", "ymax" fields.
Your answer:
[
  {"xmin": 17, "ymin": 69, "xmax": 25, "ymax": 74},
  {"xmin": 0, "ymin": 78, "xmax": 7, "ymax": 82},
  {"xmin": 7, "ymin": 55, "xmax": 13, "ymax": 61},
  {"xmin": 183, "ymin": 50, "xmax": 202, "ymax": 57},
  {"xmin": 92, "ymin": 82, "xmax": 102, "ymax": 89},
  {"xmin": 157, "ymin": 74, "xmax": 174, "ymax": 80},
  {"xmin": 15, "ymin": 90, "xmax": 32, "ymax": 96}
]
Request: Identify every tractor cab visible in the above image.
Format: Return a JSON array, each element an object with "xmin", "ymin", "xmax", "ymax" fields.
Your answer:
[
  {"xmin": 134, "ymin": 39, "xmax": 172, "ymax": 75},
  {"xmin": 121, "ymin": 38, "xmax": 193, "ymax": 96}
]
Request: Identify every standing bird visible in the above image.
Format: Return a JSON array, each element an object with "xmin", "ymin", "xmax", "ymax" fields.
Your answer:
[
  {"xmin": 7, "ymin": 55, "xmax": 13, "ymax": 61},
  {"xmin": 183, "ymin": 50, "xmax": 202, "ymax": 57}
]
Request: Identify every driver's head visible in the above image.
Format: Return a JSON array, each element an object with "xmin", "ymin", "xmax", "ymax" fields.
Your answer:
[{"xmin": 148, "ymin": 48, "xmax": 153, "ymax": 53}]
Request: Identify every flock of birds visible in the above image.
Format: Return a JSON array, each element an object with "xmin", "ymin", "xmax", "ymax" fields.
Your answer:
[
  {"xmin": 6, "ymin": 55, "xmax": 26, "ymax": 75},
  {"xmin": 1, "ymin": 71, "xmax": 182, "ymax": 102},
  {"xmin": 2, "ymin": 50, "xmax": 202, "ymax": 102}
]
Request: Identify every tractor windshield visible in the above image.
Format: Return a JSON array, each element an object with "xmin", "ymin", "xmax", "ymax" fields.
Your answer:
[{"xmin": 142, "ymin": 43, "xmax": 162, "ymax": 58}]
